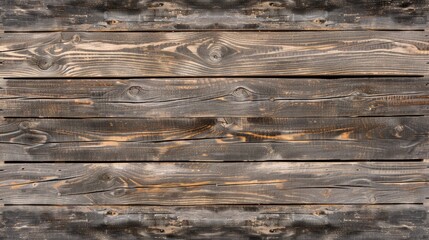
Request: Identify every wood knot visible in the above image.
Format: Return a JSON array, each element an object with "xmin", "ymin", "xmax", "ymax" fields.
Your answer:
[
  {"xmin": 72, "ymin": 34, "xmax": 81, "ymax": 44},
  {"xmin": 19, "ymin": 121, "xmax": 34, "ymax": 130},
  {"xmin": 395, "ymin": 125, "xmax": 404, "ymax": 132},
  {"xmin": 232, "ymin": 87, "xmax": 252, "ymax": 101},
  {"xmin": 151, "ymin": 2, "xmax": 164, "ymax": 7},
  {"xmin": 100, "ymin": 173, "xmax": 114, "ymax": 182},
  {"xmin": 106, "ymin": 210, "xmax": 118, "ymax": 216},
  {"xmin": 217, "ymin": 118, "xmax": 235, "ymax": 129},
  {"xmin": 36, "ymin": 56, "xmax": 53, "ymax": 70},
  {"xmin": 11, "ymin": 133, "xmax": 48, "ymax": 145},
  {"xmin": 394, "ymin": 125, "xmax": 404, "ymax": 138},
  {"xmin": 314, "ymin": 18, "xmax": 326, "ymax": 24},
  {"xmin": 208, "ymin": 45, "xmax": 227, "ymax": 64},
  {"xmin": 127, "ymin": 86, "xmax": 144, "ymax": 97},
  {"xmin": 268, "ymin": 2, "xmax": 282, "ymax": 7},
  {"xmin": 106, "ymin": 19, "xmax": 119, "ymax": 25},
  {"xmin": 111, "ymin": 188, "xmax": 126, "ymax": 197}
]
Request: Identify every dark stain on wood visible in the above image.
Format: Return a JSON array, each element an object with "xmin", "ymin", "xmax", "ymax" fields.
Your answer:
[
  {"xmin": 2, "ymin": 0, "xmax": 429, "ymax": 31},
  {"xmin": 1, "ymin": 205, "xmax": 428, "ymax": 239}
]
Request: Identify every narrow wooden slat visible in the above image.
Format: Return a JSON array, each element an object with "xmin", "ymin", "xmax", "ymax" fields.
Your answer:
[
  {"xmin": 0, "ymin": 162, "xmax": 427, "ymax": 205},
  {"xmin": 2, "ymin": 117, "xmax": 429, "ymax": 161},
  {"xmin": 1, "ymin": 31, "xmax": 428, "ymax": 77},
  {"xmin": 1, "ymin": 205, "xmax": 428, "ymax": 239},
  {"xmin": 2, "ymin": 77, "xmax": 429, "ymax": 118},
  {"xmin": 2, "ymin": 0, "xmax": 428, "ymax": 31}
]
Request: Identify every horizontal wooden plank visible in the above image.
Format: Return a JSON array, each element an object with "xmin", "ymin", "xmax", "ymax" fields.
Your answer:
[
  {"xmin": 0, "ymin": 162, "xmax": 428, "ymax": 205},
  {"xmin": 2, "ymin": 117, "xmax": 429, "ymax": 161},
  {"xmin": 1, "ymin": 205, "xmax": 428, "ymax": 239},
  {"xmin": 1, "ymin": 31, "xmax": 428, "ymax": 77},
  {"xmin": 2, "ymin": 0, "xmax": 429, "ymax": 31},
  {"xmin": 2, "ymin": 77, "xmax": 429, "ymax": 118}
]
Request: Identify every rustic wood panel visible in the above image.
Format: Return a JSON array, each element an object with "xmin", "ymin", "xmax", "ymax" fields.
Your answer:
[
  {"xmin": 2, "ymin": 117, "xmax": 429, "ymax": 161},
  {"xmin": 1, "ymin": 31, "xmax": 428, "ymax": 77},
  {"xmin": 1, "ymin": 205, "xmax": 428, "ymax": 239},
  {"xmin": 1, "ymin": 162, "xmax": 428, "ymax": 205},
  {"xmin": 2, "ymin": 77, "xmax": 429, "ymax": 118},
  {"xmin": 2, "ymin": 0, "xmax": 429, "ymax": 31}
]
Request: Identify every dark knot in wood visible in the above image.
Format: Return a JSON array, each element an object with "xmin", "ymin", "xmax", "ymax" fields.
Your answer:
[
  {"xmin": 36, "ymin": 56, "xmax": 53, "ymax": 70},
  {"xmin": 207, "ymin": 43, "xmax": 230, "ymax": 64},
  {"xmin": 208, "ymin": 48, "xmax": 224, "ymax": 63}
]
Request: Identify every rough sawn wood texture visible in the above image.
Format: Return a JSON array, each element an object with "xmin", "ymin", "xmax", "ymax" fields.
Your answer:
[{"xmin": 0, "ymin": 0, "xmax": 428, "ymax": 239}]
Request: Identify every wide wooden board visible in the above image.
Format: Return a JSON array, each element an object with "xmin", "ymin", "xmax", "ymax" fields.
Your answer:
[
  {"xmin": 1, "ymin": 31, "xmax": 428, "ymax": 77},
  {"xmin": 1, "ymin": 162, "xmax": 428, "ymax": 205},
  {"xmin": 1, "ymin": 117, "xmax": 429, "ymax": 161},
  {"xmin": 1, "ymin": 205, "xmax": 428, "ymax": 239},
  {"xmin": 2, "ymin": 0, "xmax": 429, "ymax": 31},
  {"xmin": 2, "ymin": 77, "xmax": 429, "ymax": 118}
]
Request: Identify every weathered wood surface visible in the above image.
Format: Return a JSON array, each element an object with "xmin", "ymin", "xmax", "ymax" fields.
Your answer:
[
  {"xmin": 2, "ymin": 1, "xmax": 429, "ymax": 239},
  {"xmin": 2, "ymin": 0, "xmax": 429, "ymax": 31},
  {"xmin": 2, "ymin": 77, "xmax": 429, "ymax": 118},
  {"xmin": 2, "ymin": 117, "xmax": 429, "ymax": 161},
  {"xmin": 1, "ymin": 205, "xmax": 428, "ymax": 239},
  {"xmin": 1, "ymin": 162, "xmax": 428, "ymax": 205},
  {"xmin": 1, "ymin": 31, "xmax": 428, "ymax": 78}
]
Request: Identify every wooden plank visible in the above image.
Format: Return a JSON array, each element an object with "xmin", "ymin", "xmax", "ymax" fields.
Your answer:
[
  {"xmin": 2, "ymin": 0, "xmax": 428, "ymax": 31},
  {"xmin": 2, "ymin": 116, "xmax": 429, "ymax": 161},
  {"xmin": 1, "ymin": 205, "xmax": 428, "ymax": 239},
  {"xmin": 1, "ymin": 31, "xmax": 428, "ymax": 77},
  {"xmin": 0, "ymin": 162, "xmax": 428, "ymax": 205},
  {"xmin": 2, "ymin": 117, "xmax": 429, "ymax": 161},
  {"xmin": 2, "ymin": 77, "xmax": 429, "ymax": 118}
]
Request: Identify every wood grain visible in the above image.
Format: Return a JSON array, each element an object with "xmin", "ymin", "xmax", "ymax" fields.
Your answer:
[
  {"xmin": 2, "ymin": 0, "xmax": 428, "ymax": 31},
  {"xmin": 1, "ymin": 117, "xmax": 429, "ymax": 161},
  {"xmin": 1, "ymin": 162, "xmax": 428, "ymax": 205},
  {"xmin": 2, "ymin": 77, "xmax": 429, "ymax": 118},
  {"xmin": 1, "ymin": 205, "xmax": 428, "ymax": 239},
  {"xmin": 1, "ymin": 31, "xmax": 428, "ymax": 77}
]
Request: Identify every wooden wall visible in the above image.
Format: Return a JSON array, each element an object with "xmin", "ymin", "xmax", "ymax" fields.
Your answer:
[{"xmin": 1, "ymin": 1, "xmax": 428, "ymax": 239}]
